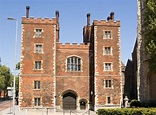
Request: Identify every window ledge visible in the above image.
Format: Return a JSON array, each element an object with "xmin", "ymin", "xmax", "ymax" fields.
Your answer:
[{"xmin": 66, "ymin": 71, "xmax": 82, "ymax": 72}]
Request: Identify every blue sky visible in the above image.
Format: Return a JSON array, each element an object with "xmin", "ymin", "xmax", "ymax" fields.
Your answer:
[{"xmin": 0, "ymin": 0, "xmax": 137, "ymax": 72}]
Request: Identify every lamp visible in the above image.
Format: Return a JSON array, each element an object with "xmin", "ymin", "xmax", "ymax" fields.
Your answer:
[{"xmin": 7, "ymin": 17, "xmax": 18, "ymax": 115}]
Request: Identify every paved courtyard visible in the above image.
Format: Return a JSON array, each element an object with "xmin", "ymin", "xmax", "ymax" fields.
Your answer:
[{"xmin": 0, "ymin": 105, "xmax": 97, "ymax": 115}]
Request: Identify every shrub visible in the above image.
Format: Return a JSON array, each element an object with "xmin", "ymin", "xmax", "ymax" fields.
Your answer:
[
  {"xmin": 130, "ymin": 99, "xmax": 141, "ymax": 107},
  {"xmin": 141, "ymin": 100, "xmax": 156, "ymax": 107},
  {"xmin": 97, "ymin": 108, "xmax": 156, "ymax": 115}
]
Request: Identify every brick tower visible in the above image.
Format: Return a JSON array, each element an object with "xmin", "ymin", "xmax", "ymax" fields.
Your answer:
[
  {"xmin": 19, "ymin": 6, "xmax": 59, "ymax": 108},
  {"xmin": 93, "ymin": 13, "xmax": 121, "ymax": 110}
]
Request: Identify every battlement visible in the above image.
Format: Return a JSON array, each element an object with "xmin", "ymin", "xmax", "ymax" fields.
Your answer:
[
  {"xmin": 57, "ymin": 43, "xmax": 90, "ymax": 49},
  {"xmin": 93, "ymin": 20, "xmax": 120, "ymax": 26},
  {"xmin": 22, "ymin": 17, "xmax": 57, "ymax": 24}
]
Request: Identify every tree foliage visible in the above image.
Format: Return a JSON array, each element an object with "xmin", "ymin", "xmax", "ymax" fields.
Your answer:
[
  {"xmin": 16, "ymin": 62, "xmax": 20, "ymax": 70},
  {"xmin": 15, "ymin": 76, "xmax": 19, "ymax": 90},
  {"xmin": 142, "ymin": 0, "xmax": 156, "ymax": 73},
  {"xmin": 0, "ymin": 65, "xmax": 13, "ymax": 92}
]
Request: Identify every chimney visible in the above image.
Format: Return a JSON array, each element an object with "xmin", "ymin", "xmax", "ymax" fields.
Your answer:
[
  {"xmin": 107, "ymin": 16, "xmax": 111, "ymax": 21},
  {"xmin": 55, "ymin": 10, "xmax": 59, "ymax": 23},
  {"xmin": 87, "ymin": 13, "xmax": 90, "ymax": 26},
  {"xmin": 110, "ymin": 12, "xmax": 114, "ymax": 21},
  {"xmin": 26, "ymin": 6, "xmax": 30, "ymax": 18}
]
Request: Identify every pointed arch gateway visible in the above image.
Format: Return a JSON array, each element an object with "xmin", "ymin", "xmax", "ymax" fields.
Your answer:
[{"xmin": 62, "ymin": 90, "xmax": 78, "ymax": 110}]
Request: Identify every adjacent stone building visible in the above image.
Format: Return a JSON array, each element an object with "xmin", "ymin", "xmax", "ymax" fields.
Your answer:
[
  {"xmin": 137, "ymin": 0, "xmax": 156, "ymax": 103},
  {"xmin": 124, "ymin": 41, "xmax": 137, "ymax": 101},
  {"xmin": 124, "ymin": 0, "xmax": 156, "ymax": 104},
  {"xmin": 19, "ymin": 6, "xmax": 122, "ymax": 111}
]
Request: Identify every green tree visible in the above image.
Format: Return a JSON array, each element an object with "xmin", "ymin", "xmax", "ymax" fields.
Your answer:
[
  {"xmin": 142, "ymin": 0, "xmax": 156, "ymax": 73},
  {"xmin": 16, "ymin": 62, "xmax": 20, "ymax": 70},
  {"xmin": 15, "ymin": 76, "xmax": 19, "ymax": 90},
  {"xmin": 0, "ymin": 65, "xmax": 13, "ymax": 98}
]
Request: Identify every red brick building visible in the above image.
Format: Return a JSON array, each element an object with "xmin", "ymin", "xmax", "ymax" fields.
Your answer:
[{"xmin": 19, "ymin": 6, "xmax": 122, "ymax": 111}]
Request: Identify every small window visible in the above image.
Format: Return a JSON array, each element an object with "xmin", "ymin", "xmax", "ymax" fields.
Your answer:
[
  {"xmin": 34, "ymin": 98, "xmax": 40, "ymax": 106},
  {"xmin": 104, "ymin": 31, "xmax": 111, "ymax": 39},
  {"xmin": 107, "ymin": 97, "xmax": 111, "ymax": 104},
  {"xmin": 35, "ymin": 44, "xmax": 43, "ymax": 53},
  {"xmin": 67, "ymin": 56, "xmax": 81, "ymax": 71},
  {"xmin": 104, "ymin": 47, "xmax": 111, "ymax": 55},
  {"xmin": 34, "ymin": 81, "xmax": 40, "ymax": 89},
  {"xmin": 35, "ymin": 29, "xmax": 42, "ymax": 37},
  {"xmin": 35, "ymin": 61, "xmax": 42, "ymax": 70},
  {"xmin": 105, "ymin": 80, "xmax": 111, "ymax": 88},
  {"xmin": 104, "ymin": 63, "xmax": 112, "ymax": 71}
]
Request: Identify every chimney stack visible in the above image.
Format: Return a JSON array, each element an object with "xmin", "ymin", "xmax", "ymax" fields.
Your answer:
[
  {"xmin": 26, "ymin": 6, "xmax": 30, "ymax": 18},
  {"xmin": 110, "ymin": 12, "xmax": 114, "ymax": 21},
  {"xmin": 107, "ymin": 16, "xmax": 111, "ymax": 21},
  {"xmin": 87, "ymin": 13, "xmax": 90, "ymax": 26},
  {"xmin": 55, "ymin": 10, "xmax": 59, "ymax": 23}
]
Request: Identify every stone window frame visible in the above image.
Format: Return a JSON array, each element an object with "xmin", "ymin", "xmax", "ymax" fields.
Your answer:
[
  {"xmin": 34, "ymin": 60, "xmax": 43, "ymax": 70},
  {"xmin": 33, "ymin": 28, "xmax": 44, "ymax": 38},
  {"xmin": 34, "ymin": 80, "xmax": 40, "ymax": 90},
  {"xmin": 65, "ymin": 55, "xmax": 83, "ymax": 72},
  {"xmin": 103, "ymin": 30, "xmax": 112, "ymax": 39},
  {"xmin": 33, "ymin": 97, "xmax": 41, "ymax": 107},
  {"xmin": 103, "ymin": 46, "xmax": 112, "ymax": 55},
  {"xmin": 103, "ymin": 79, "xmax": 114, "ymax": 89},
  {"xmin": 34, "ymin": 43, "xmax": 44, "ymax": 54},
  {"xmin": 103, "ymin": 62, "xmax": 113, "ymax": 71},
  {"xmin": 106, "ymin": 96, "xmax": 112, "ymax": 104}
]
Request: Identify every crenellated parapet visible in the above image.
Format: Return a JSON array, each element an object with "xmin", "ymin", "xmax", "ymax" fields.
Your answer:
[
  {"xmin": 22, "ymin": 17, "xmax": 57, "ymax": 24},
  {"xmin": 57, "ymin": 42, "xmax": 90, "ymax": 49},
  {"xmin": 93, "ymin": 12, "xmax": 120, "ymax": 26},
  {"xmin": 22, "ymin": 6, "xmax": 58, "ymax": 25},
  {"xmin": 93, "ymin": 20, "xmax": 120, "ymax": 26}
]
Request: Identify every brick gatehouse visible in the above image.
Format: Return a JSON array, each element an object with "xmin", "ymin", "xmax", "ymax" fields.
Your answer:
[{"xmin": 19, "ymin": 6, "xmax": 121, "ymax": 111}]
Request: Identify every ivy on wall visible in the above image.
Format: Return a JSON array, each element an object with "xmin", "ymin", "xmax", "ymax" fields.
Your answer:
[{"xmin": 142, "ymin": 0, "xmax": 156, "ymax": 73}]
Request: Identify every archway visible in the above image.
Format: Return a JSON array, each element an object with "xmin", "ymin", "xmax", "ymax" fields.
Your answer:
[{"xmin": 63, "ymin": 91, "xmax": 77, "ymax": 110}]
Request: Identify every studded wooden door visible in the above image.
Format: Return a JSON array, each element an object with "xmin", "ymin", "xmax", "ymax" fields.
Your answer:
[{"xmin": 63, "ymin": 92, "xmax": 76, "ymax": 110}]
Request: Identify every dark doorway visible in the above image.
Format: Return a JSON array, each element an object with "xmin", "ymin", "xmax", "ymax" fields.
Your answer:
[
  {"xmin": 63, "ymin": 92, "xmax": 76, "ymax": 110},
  {"xmin": 80, "ymin": 99, "xmax": 87, "ymax": 110}
]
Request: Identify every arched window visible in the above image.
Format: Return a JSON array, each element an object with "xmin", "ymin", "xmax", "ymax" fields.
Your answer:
[{"xmin": 67, "ymin": 56, "xmax": 81, "ymax": 71}]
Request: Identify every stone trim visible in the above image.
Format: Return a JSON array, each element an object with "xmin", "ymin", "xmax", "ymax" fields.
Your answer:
[
  {"xmin": 19, "ymin": 24, "xmax": 24, "ymax": 107},
  {"xmin": 95, "ymin": 74, "xmax": 120, "ymax": 77},
  {"xmin": 103, "ymin": 30, "xmax": 113, "ymax": 39},
  {"xmin": 57, "ymin": 49, "xmax": 89, "ymax": 51},
  {"xmin": 65, "ymin": 55, "xmax": 83, "ymax": 72},
  {"xmin": 103, "ymin": 62, "xmax": 113, "ymax": 72},
  {"xmin": 34, "ymin": 43, "xmax": 44, "ymax": 54},
  {"xmin": 53, "ymin": 25, "xmax": 56, "ymax": 109},
  {"xmin": 94, "ymin": 26, "xmax": 98, "ymax": 110},
  {"xmin": 33, "ymin": 28, "xmax": 44, "ymax": 38},
  {"xmin": 103, "ymin": 79, "xmax": 114, "ymax": 89},
  {"xmin": 95, "ymin": 104, "xmax": 120, "ymax": 108},
  {"xmin": 103, "ymin": 46, "xmax": 113, "ymax": 55},
  {"xmin": 56, "ymin": 76, "xmax": 90, "ymax": 78},
  {"xmin": 20, "ymin": 74, "xmax": 54, "ymax": 76},
  {"xmin": 137, "ymin": 0, "xmax": 141, "ymax": 102},
  {"xmin": 117, "ymin": 26, "xmax": 122, "ymax": 107},
  {"xmin": 33, "ymin": 60, "xmax": 43, "ymax": 71}
]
